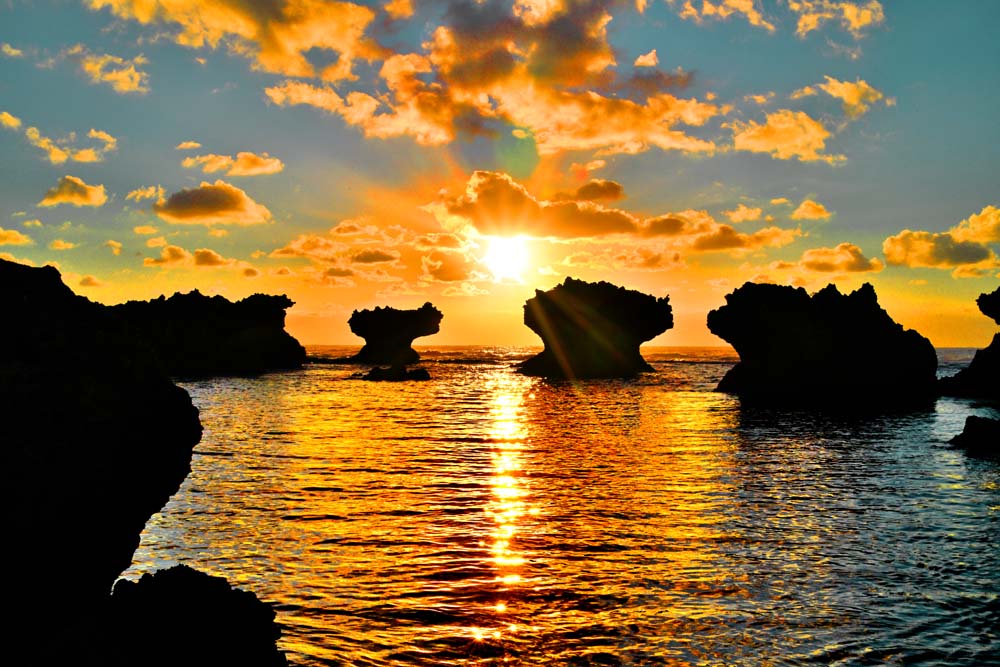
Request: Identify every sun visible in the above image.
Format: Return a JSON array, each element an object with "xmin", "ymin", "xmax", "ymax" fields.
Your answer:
[{"xmin": 482, "ymin": 236, "xmax": 529, "ymax": 282}]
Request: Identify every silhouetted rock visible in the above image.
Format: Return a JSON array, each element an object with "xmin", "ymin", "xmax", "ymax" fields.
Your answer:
[
  {"xmin": 357, "ymin": 364, "xmax": 432, "ymax": 381},
  {"xmin": 0, "ymin": 258, "xmax": 202, "ymax": 661},
  {"xmin": 107, "ymin": 565, "xmax": 286, "ymax": 666},
  {"xmin": 517, "ymin": 277, "xmax": 673, "ymax": 378},
  {"xmin": 949, "ymin": 416, "xmax": 1000, "ymax": 458},
  {"xmin": 939, "ymin": 286, "xmax": 1000, "ymax": 399},
  {"xmin": 110, "ymin": 290, "xmax": 306, "ymax": 377},
  {"xmin": 348, "ymin": 302, "xmax": 442, "ymax": 365},
  {"xmin": 707, "ymin": 282, "xmax": 937, "ymax": 405}
]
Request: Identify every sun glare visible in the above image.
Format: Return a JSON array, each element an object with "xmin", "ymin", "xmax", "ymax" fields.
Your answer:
[{"xmin": 482, "ymin": 236, "xmax": 529, "ymax": 282}]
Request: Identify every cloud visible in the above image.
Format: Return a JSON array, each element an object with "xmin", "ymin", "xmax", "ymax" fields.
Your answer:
[
  {"xmin": 23, "ymin": 219, "xmax": 43, "ymax": 227},
  {"xmin": 193, "ymin": 248, "xmax": 234, "ymax": 266},
  {"xmin": 800, "ymin": 242, "xmax": 883, "ymax": 272},
  {"xmin": 79, "ymin": 275, "xmax": 103, "ymax": 287},
  {"xmin": 729, "ymin": 109, "xmax": 844, "ymax": 164},
  {"xmin": 440, "ymin": 171, "xmax": 638, "ymax": 238},
  {"xmin": 0, "ymin": 227, "xmax": 33, "ymax": 246},
  {"xmin": 183, "ymin": 151, "xmax": 284, "ymax": 176},
  {"xmin": 351, "ymin": 248, "xmax": 399, "ymax": 263},
  {"xmin": 415, "ymin": 232, "xmax": 465, "ymax": 250},
  {"xmin": 744, "ymin": 92, "xmax": 774, "ymax": 106},
  {"xmin": 723, "ymin": 204, "xmax": 762, "ymax": 223},
  {"xmin": 794, "ymin": 75, "xmax": 889, "ymax": 118},
  {"xmin": 126, "ymin": 185, "xmax": 164, "ymax": 202},
  {"xmin": 385, "ymin": 0, "xmax": 414, "ymax": 20},
  {"xmin": 87, "ymin": 0, "xmax": 384, "ymax": 82},
  {"xmin": 672, "ymin": 0, "xmax": 776, "ymax": 32},
  {"xmin": 243, "ymin": 266, "xmax": 260, "ymax": 277},
  {"xmin": 0, "ymin": 111, "xmax": 21, "ymax": 129},
  {"xmin": 787, "ymin": 0, "xmax": 885, "ymax": 38},
  {"xmin": 441, "ymin": 281, "xmax": 489, "ymax": 297},
  {"xmin": 146, "ymin": 236, "xmax": 168, "ymax": 248},
  {"xmin": 272, "ymin": 234, "xmax": 345, "ymax": 262},
  {"xmin": 144, "ymin": 244, "xmax": 192, "ymax": 266},
  {"xmin": 2, "ymin": 43, "xmax": 24, "ymax": 58},
  {"xmin": 883, "ymin": 230, "xmax": 996, "ymax": 269},
  {"xmin": 770, "ymin": 197, "xmax": 791, "ymax": 205},
  {"xmin": 153, "ymin": 180, "xmax": 272, "ymax": 225},
  {"xmin": 554, "ymin": 178, "xmax": 625, "ymax": 202},
  {"xmin": 950, "ymin": 205, "xmax": 1000, "ymax": 244},
  {"xmin": 20, "ymin": 124, "xmax": 117, "ymax": 164},
  {"xmin": 38, "ymin": 175, "xmax": 108, "ymax": 208},
  {"xmin": 49, "ymin": 239, "xmax": 77, "ymax": 250},
  {"xmin": 421, "ymin": 250, "xmax": 480, "ymax": 282},
  {"xmin": 634, "ymin": 49, "xmax": 658, "ymax": 67},
  {"xmin": 790, "ymin": 198, "xmax": 833, "ymax": 220},
  {"xmin": 133, "ymin": 224, "xmax": 158, "ymax": 235},
  {"xmin": 176, "ymin": 140, "xmax": 201, "ymax": 150},
  {"xmin": 105, "ymin": 239, "xmax": 122, "ymax": 255},
  {"xmin": 611, "ymin": 246, "xmax": 684, "ymax": 270},
  {"xmin": 68, "ymin": 45, "xmax": 150, "ymax": 94},
  {"xmin": 691, "ymin": 224, "xmax": 801, "ymax": 251}
]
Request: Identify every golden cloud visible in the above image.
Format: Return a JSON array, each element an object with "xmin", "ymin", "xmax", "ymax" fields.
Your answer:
[
  {"xmin": 950, "ymin": 205, "xmax": 1000, "ymax": 244},
  {"xmin": 673, "ymin": 0, "xmax": 775, "ymax": 32},
  {"xmin": 882, "ymin": 230, "xmax": 996, "ymax": 269},
  {"xmin": 22, "ymin": 125, "xmax": 117, "ymax": 165},
  {"xmin": 730, "ymin": 109, "xmax": 844, "ymax": 164},
  {"xmin": 421, "ymin": 249, "xmax": 480, "ymax": 282},
  {"xmin": 800, "ymin": 242, "xmax": 882, "ymax": 272},
  {"xmin": 723, "ymin": 203, "xmax": 762, "ymax": 223},
  {"xmin": 787, "ymin": 0, "xmax": 885, "ymax": 38},
  {"xmin": 88, "ymin": 0, "xmax": 384, "ymax": 82},
  {"xmin": 38, "ymin": 175, "xmax": 108, "ymax": 208},
  {"xmin": 49, "ymin": 239, "xmax": 77, "ymax": 250},
  {"xmin": 193, "ymin": 248, "xmax": 233, "ymax": 266},
  {"xmin": 691, "ymin": 224, "xmax": 801, "ymax": 251},
  {"xmin": 144, "ymin": 244, "xmax": 192, "ymax": 266},
  {"xmin": 68, "ymin": 44, "xmax": 150, "ymax": 94},
  {"xmin": 790, "ymin": 198, "xmax": 832, "ymax": 220},
  {"xmin": 133, "ymin": 224, "xmax": 159, "ymax": 235},
  {"xmin": 271, "ymin": 234, "xmax": 346, "ymax": 262},
  {"xmin": 175, "ymin": 140, "xmax": 201, "ymax": 150},
  {"xmin": 795, "ymin": 75, "xmax": 889, "ymax": 119},
  {"xmin": 351, "ymin": 248, "xmax": 399, "ymax": 264},
  {"xmin": 79, "ymin": 275, "xmax": 103, "ymax": 287},
  {"xmin": 0, "ymin": 111, "xmax": 21, "ymax": 129},
  {"xmin": 770, "ymin": 197, "xmax": 791, "ymax": 205},
  {"xmin": 183, "ymin": 151, "xmax": 284, "ymax": 176},
  {"xmin": 105, "ymin": 239, "xmax": 122, "ymax": 255},
  {"xmin": 153, "ymin": 180, "xmax": 272, "ymax": 225},
  {"xmin": 2, "ymin": 43, "xmax": 24, "ymax": 58},
  {"xmin": 554, "ymin": 179, "xmax": 625, "ymax": 202},
  {"xmin": 634, "ymin": 49, "xmax": 658, "ymax": 67},
  {"xmin": 0, "ymin": 227, "xmax": 33, "ymax": 245},
  {"xmin": 126, "ymin": 185, "xmax": 165, "ymax": 202}
]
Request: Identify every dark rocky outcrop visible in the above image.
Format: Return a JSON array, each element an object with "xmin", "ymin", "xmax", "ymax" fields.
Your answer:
[
  {"xmin": 517, "ymin": 277, "xmax": 673, "ymax": 379},
  {"xmin": 110, "ymin": 290, "xmax": 306, "ymax": 377},
  {"xmin": 356, "ymin": 364, "xmax": 432, "ymax": 381},
  {"xmin": 107, "ymin": 565, "xmax": 286, "ymax": 666},
  {"xmin": 0, "ymin": 258, "xmax": 284, "ymax": 663},
  {"xmin": 348, "ymin": 302, "xmax": 442, "ymax": 365},
  {"xmin": 939, "ymin": 286, "xmax": 1000, "ymax": 399},
  {"xmin": 949, "ymin": 416, "xmax": 1000, "ymax": 459},
  {"xmin": 1, "ymin": 258, "xmax": 202, "ymax": 660},
  {"xmin": 707, "ymin": 282, "xmax": 937, "ymax": 405}
]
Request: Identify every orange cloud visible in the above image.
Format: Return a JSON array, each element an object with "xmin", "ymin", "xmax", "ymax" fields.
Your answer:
[
  {"xmin": 351, "ymin": 248, "xmax": 399, "ymax": 264},
  {"xmin": 105, "ymin": 239, "xmax": 122, "ymax": 255},
  {"xmin": 153, "ymin": 180, "xmax": 272, "ymax": 225},
  {"xmin": 0, "ymin": 227, "xmax": 33, "ymax": 245},
  {"xmin": 691, "ymin": 224, "xmax": 801, "ymax": 252},
  {"xmin": 38, "ymin": 175, "xmax": 108, "ymax": 207},
  {"xmin": 791, "ymin": 198, "xmax": 833, "ymax": 220},
  {"xmin": 882, "ymin": 230, "xmax": 997, "ymax": 269},
  {"xmin": 634, "ymin": 49, "xmax": 658, "ymax": 67},
  {"xmin": 144, "ymin": 244, "xmax": 192, "ymax": 266},
  {"xmin": 133, "ymin": 224, "xmax": 158, "ymax": 235},
  {"xmin": 800, "ymin": 242, "xmax": 882, "ymax": 272},
  {"xmin": 126, "ymin": 185, "xmax": 164, "ymax": 202},
  {"xmin": 673, "ymin": 0, "xmax": 775, "ymax": 32},
  {"xmin": 554, "ymin": 179, "xmax": 625, "ymax": 202},
  {"xmin": 794, "ymin": 75, "xmax": 889, "ymax": 118},
  {"xmin": 787, "ymin": 0, "xmax": 885, "ymax": 38},
  {"xmin": 729, "ymin": 109, "xmax": 844, "ymax": 164},
  {"xmin": 0, "ymin": 111, "xmax": 21, "ymax": 129},
  {"xmin": 67, "ymin": 44, "xmax": 150, "ymax": 94},
  {"xmin": 193, "ymin": 248, "xmax": 234, "ymax": 266},
  {"xmin": 2, "ymin": 43, "xmax": 24, "ymax": 58},
  {"xmin": 21, "ymin": 124, "xmax": 117, "ymax": 164},
  {"xmin": 175, "ymin": 140, "xmax": 201, "ymax": 150},
  {"xmin": 49, "ymin": 239, "xmax": 77, "ymax": 250},
  {"xmin": 79, "ymin": 275, "xmax": 103, "ymax": 287},
  {"xmin": 183, "ymin": 151, "xmax": 284, "ymax": 176},
  {"xmin": 950, "ymin": 205, "xmax": 1000, "ymax": 244},
  {"xmin": 87, "ymin": 0, "xmax": 384, "ymax": 82},
  {"xmin": 723, "ymin": 203, "xmax": 762, "ymax": 223},
  {"xmin": 272, "ymin": 234, "xmax": 346, "ymax": 262}
]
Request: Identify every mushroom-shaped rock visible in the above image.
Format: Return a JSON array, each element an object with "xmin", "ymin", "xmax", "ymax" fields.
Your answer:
[
  {"xmin": 109, "ymin": 290, "xmax": 306, "ymax": 377},
  {"xmin": 0, "ymin": 258, "xmax": 203, "ymax": 661},
  {"xmin": 517, "ymin": 277, "xmax": 673, "ymax": 379},
  {"xmin": 949, "ymin": 416, "xmax": 1000, "ymax": 459},
  {"xmin": 349, "ymin": 302, "xmax": 443, "ymax": 365},
  {"xmin": 940, "ymin": 286, "xmax": 1000, "ymax": 399},
  {"xmin": 707, "ymin": 282, "xmax": 937, "ymax": 405},
  {"xmin": 360, "ymin": 364, "xmax": 432, "ymax": 382},
  {"xmin": 107, "ymin": 565, "xmax": 287, "ymax": 666}
]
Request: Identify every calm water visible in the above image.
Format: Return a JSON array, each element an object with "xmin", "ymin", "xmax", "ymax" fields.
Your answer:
[{"xmin": 126, "ymin": 347, "xmax": 1000, "ymax": 666}]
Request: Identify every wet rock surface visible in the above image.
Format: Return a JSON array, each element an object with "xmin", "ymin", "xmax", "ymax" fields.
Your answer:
[
  {"xmin": 939, "ymin": 286, "xmax": 1000, "ymax": 399},
  {"xmin": 949, "ymin": 415, "xmax": 1000, "ymax": 459}
]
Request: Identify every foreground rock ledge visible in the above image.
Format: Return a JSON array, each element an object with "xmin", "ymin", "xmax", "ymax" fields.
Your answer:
[
  {"xmin": 707, "ymin": 282, "xmax": 937, "ymax": 405},
  {"xmin": 949, "ymin": 415, "xmax": 1000, "ymax": 459},
  {"xmin": 939, "ymin": 286, "xmax": 999, "ymax": 399},
  {"xmin": 348, "ymin": 302, "xmax": 443, "ymax": 366},
  {"xmin": 518, "ymin": 277, "xmax": 673, "ymax": 379}
]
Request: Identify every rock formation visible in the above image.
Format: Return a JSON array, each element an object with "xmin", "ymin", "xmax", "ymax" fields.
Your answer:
[
  {"xmin": 707, "ymin": 282, "xmax": 938, "ymax": 405},
  {"xmin": 517, "ymin": 277, "xmax": 673, "ymax": 379},
  {"xmin": 107, "ymin": 565, "xmax": 286, "ymax": 666},
  {"xmin": 110, "ymin": 290, "xmax": 306, "ymax": 377},
  {"xmin": 949, "ymin": 416, "xmax": 1000, "ymax": 459},
  {"xmin": 939, "ymin": 286, "xmax": 1000, "ymax": 399},
  {"xmin": 357, "ymin": 364, "xmax": 432, "ymax": 382},
  {"xmin": 0, "ymin": 258, "xmax": 284, "ymax": 663},
  {"xmin": 348, "ymin": 302, "xmax": 442, "ymax": 365}
]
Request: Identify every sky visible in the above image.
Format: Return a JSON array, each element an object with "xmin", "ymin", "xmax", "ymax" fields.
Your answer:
[{"xmin": 1, "ymin": 0, "xmax": 998, "ymax": 347}]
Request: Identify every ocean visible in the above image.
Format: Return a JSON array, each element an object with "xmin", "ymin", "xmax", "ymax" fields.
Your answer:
[{"xmin": 125, "ymin": 347, "xmax": 1000, "ymax": 666}]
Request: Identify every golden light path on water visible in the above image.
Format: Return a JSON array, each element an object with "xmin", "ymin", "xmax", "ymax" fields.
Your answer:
[{"xmin": 125, "ymin": 347, "xmax": 1000, "ymax": 666}]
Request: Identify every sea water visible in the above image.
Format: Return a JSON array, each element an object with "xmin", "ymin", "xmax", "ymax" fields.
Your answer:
[{"xmin": 126, "ymin": 347, "xmax": 1000, "ymax": 666}]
